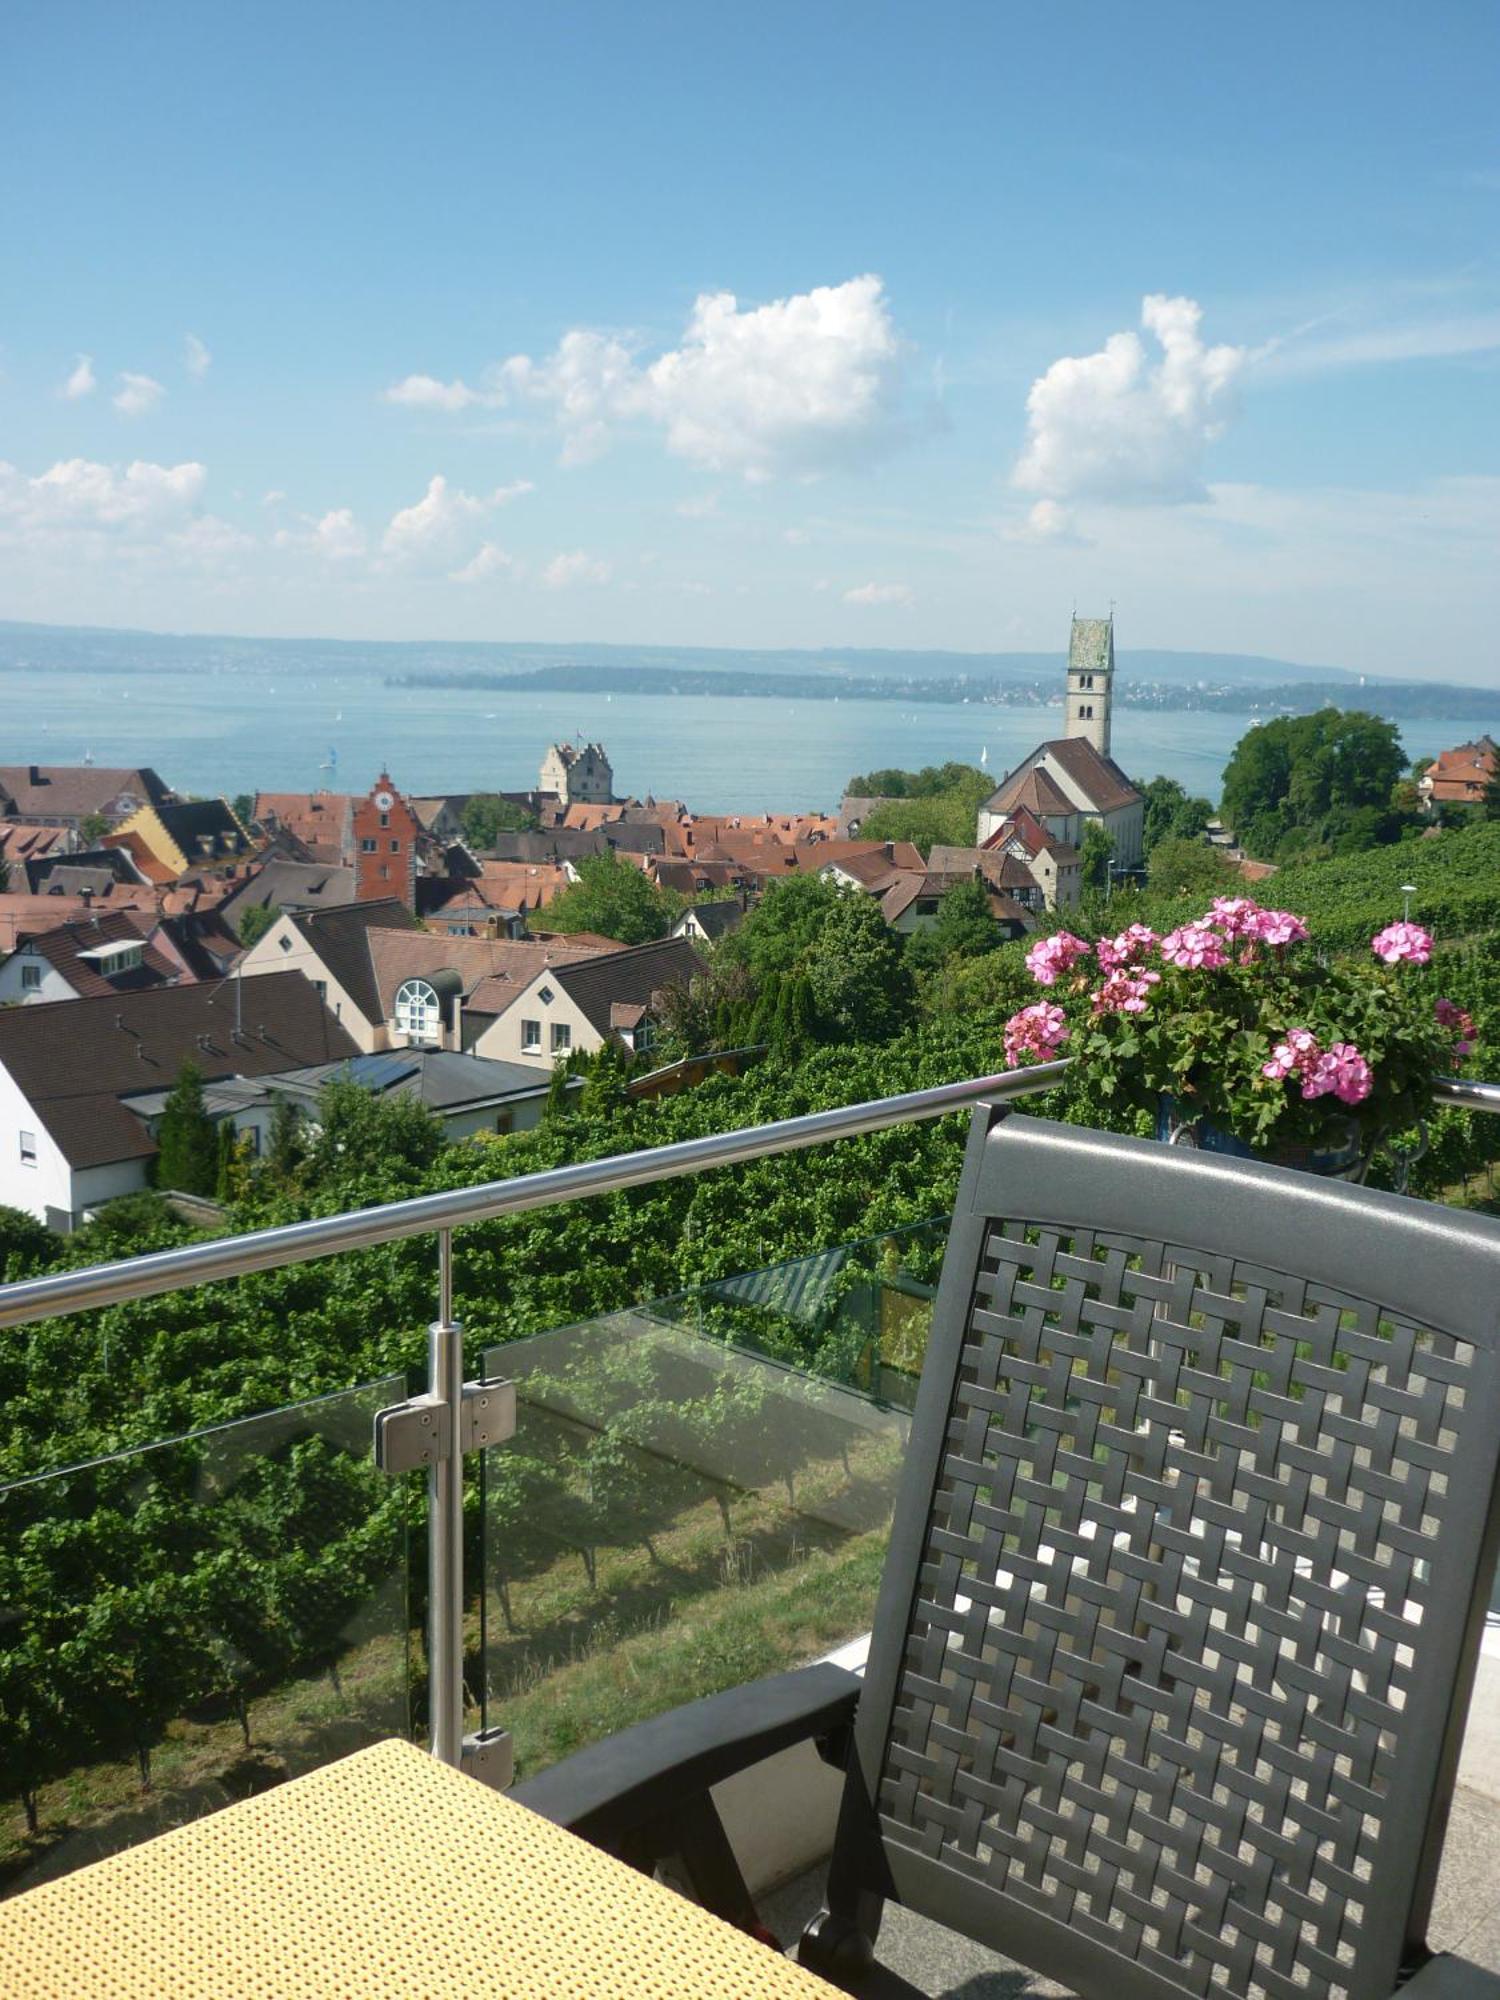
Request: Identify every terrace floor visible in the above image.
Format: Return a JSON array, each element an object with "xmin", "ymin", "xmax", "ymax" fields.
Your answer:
[{"xmin": 763, "ymin": 1779, "xmax": 1500, "ymax": 1996}]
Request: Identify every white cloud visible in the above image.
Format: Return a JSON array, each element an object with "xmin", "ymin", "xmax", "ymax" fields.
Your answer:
[
  {"xmin": 381, "ymin": 473, "xmax": 533, "ymax": 567},
  {"xmin": 449, "ymin": 541, "xmax": 518, "ymax": 585},
  {"xmin": 0, "ymin": 457, "xmax": 206, "ymax": 533},
  {"xmin": 113, "ymin": 371, "xmax": 166, "ymax": 418},
  {"xmin": 843, "ymin": 581, "xmax": 915, "ymax": 607},
  {"xmin": 388, "ymin": 275, "xmax": 903, "ymax": 479},
  {"xmin": 542, "ymin": 549, "xmax": 612, "ymax": 589},
  {"xmin": 382, "ymin": 373, "xmax": 490, "ymax": 413},
  {"xmin": 184, "ymin": 333, "xmax": 211, "ymax": 379},
  {"xmin": 498, "ymin": 330, "xmax": 641, "ymax": 466},
  {"xmin": 262, "ymin": 489, "xmax": 287, "ymax": 506},
  {"xmin": 676, "ymin": 491, "xmax": 720, "ymax": 519},
  {"xmin": 1014, "ymin": 294, "xmax": 1245, "ymax": 505},
  {"xmin": 782, "ymin": 525, "xmax": 811, "ymax": 544},
  {"xmin": 61, "ymin": 355, "xmax": 96, "ymax": 400},
  {"xmin": 274, "ymin": 508, "xmax": 366, "ymax": 561},
  {"xmin": 1258, "ymin": 310, "xmax": 1500, "ymax": 378},
  {"xmin": 1002, "ymin": 499, "xmax": 1086, "ymax": 545}
]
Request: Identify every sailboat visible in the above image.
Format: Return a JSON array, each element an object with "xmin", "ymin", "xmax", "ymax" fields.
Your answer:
[
  {"xmin": 319, "ymin": 745, "xmax": 338, "ymax": 773},
  {"xmin": 980, "ymin": 745, "xmax": 989, "ymax": 767}
]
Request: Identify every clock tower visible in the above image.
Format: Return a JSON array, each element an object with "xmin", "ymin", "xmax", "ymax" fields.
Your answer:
[{"xmin": 353, "ymin": 770, "xmax": 420, "ymax": 911}]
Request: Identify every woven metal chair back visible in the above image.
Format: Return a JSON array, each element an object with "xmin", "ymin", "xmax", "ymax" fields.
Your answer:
[{"xmin": 839, "ymin": 1111, "xmax": 1500, "ymax": 2000}]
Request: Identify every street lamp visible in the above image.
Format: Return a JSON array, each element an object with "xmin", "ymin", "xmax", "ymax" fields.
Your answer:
[{"xmin": 1401, "ymin": 883, "xmax": 1417, "ymax": 923}]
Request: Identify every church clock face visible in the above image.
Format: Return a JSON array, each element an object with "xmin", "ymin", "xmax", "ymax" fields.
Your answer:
[{"xmin": 374, "ymin": 790, "xmax": 394, "ymax": 811}]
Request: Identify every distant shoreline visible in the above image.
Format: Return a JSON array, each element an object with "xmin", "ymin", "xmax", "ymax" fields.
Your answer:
[{"xmin": 386, "ymin": 663, "xmax": 1500, "ymax": 723}]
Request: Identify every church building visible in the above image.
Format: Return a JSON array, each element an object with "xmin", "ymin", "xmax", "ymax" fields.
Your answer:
[{"xmin": 976, "ymin": 615, "xmax": 1144, "ymax": 869}]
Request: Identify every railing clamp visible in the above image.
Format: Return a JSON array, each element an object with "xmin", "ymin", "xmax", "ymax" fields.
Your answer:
[
  {"xmin": 373, "ymin": 1377, "xmax": 516, "ymax": 1475},
  {"xmin": 461, "ymin": 1726, "xmax": 514, "ymax": 1791}
]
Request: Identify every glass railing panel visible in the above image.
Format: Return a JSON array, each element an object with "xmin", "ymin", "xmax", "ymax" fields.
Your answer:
[
  {"xmin": 0, "ymin": 1376, "xmax": 408, "ymax": 1897},
  {"xmin": 479, "ymin": 1222, "xmax": 948, "ymax": 1781}
]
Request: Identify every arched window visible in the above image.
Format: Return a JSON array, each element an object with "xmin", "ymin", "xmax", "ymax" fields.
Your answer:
[{"xmin": 394, "ymin": 978, "xmax": 440, "ymax": 1045}]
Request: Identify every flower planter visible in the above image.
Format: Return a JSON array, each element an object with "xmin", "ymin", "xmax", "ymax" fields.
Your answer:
[{"xmin": 1155, "ymin": 1098, "xmax": 1368, "ymax": 1181}]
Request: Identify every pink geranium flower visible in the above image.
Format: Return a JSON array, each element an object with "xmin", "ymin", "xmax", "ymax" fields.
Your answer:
[
  {"xmin": 1371, "ymin": 921, "xmax": 1433, "ymax": 965},
  {"xmin": 1160, "ymin": 922, "xmax": 1229, "ymax": 971},
  {"xmin": 1210, "ymin": 897, "xmax": 1263, "ymax": 939},
  {"xmin": 1262, "ymin": 1027, "xmax": 1323, "ymax": 1083},
  {"xmin": 1003, "ymin": 1001, "xmax": 1071, "ymax": 1067},
  {"xmin": 1025, "ymin": 931, "xmax": 1089, "ymax": 986},
  {"xmin": 1251, "ymin": 909, "xmax": 1310, "ymax": 947},
  {"xmin": 1091, "ymin": 968, "xmax": 1161, "ymax": 1017},
  {"xmin": 1436, "ymin": 998, "xmax": 1477, "ymax": 1058},
  {"xmin": 1302, "ymin": 1042, "xmax": 1373, "ymax": 1106}
]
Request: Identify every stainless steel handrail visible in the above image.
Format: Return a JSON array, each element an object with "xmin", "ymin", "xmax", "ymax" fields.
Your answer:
[
  {"xmin": 0, "ymin": 1061, "xmax": 1075, "ymax": 1330},
  {"xmin": 0, "ymin": 1063, "xmax": 1494, "ymax": 1332}
]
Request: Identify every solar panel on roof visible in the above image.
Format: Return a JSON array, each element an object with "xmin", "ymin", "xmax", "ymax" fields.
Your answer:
[{"xmin": 347, "ymin": 1052, "xmax": 420, "ymax": 1090}]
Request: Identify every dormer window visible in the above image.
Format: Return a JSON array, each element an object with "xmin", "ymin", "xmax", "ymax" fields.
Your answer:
[
  {"xmin": 394, "ymin": 978, "xmax": 441, "ymax": 1045},
  {"xmin": 76, "ymin": 939, "xmax": 143, "ymax": 979}
]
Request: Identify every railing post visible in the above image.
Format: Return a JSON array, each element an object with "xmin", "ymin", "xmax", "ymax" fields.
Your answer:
[{"xmin": 428, "ymin": 1228, "xmax": 465, "ymax": 1766}]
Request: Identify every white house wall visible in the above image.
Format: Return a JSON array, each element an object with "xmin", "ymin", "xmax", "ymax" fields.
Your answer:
[
  {"xmin": 471, "ymin": 978, "xmax": 600, "ymax": 1068},
  {"xmin": 0, "ymin": 957, "xmax": 77, "ymax": 1007},
  {"xmin": 0, "ymin": 1058, "xmax": 75, "ymax": 1224},
  {"xmin": 238, "ymin": 917, "xmax": 379, "ymax": 1051}
]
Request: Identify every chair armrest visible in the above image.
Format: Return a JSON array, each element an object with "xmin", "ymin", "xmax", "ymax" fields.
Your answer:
[
  {"xmin": 1400, "ymin": 1956, "xmax": 1500, "ymax": 2000},
  {"xmin": 512, "ymin": 1662, "xmax": 862, "ymax": 1847}
]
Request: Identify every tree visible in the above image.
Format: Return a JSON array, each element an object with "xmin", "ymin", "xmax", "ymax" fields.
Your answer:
[
  {"xmin": 1482, "ymin": 762, "xmax": 1500, "ymax": 822},
  {"xmin": 1221, "ymin": 710, "xmax": 1406, "ymax": 861},
  {"xmin": 539, "ymin": 851, "xmax": 683, "ymax": 945},
  {"xmin": 0, "ymin": 1205, "xmax": 57, "ymax": 1282},
  {"xmin": 304, "ymin": 1076, "xmax": 444, "ymax": 1187},
  {"xmin": 723, "ymin": 874, "xmax": 843, "ymax": 982},
  {"xmin": 266, "ymin": 1095, "xmax": 304, "ymax": 1184},
  {"xmin": 461, "ymin": 794, "xmax": 537, "ymax": 849},
  {"xmin": 154, "ymin": 1062, "xmax": 220, "ymax": 1196},
  {"xmin": 805, "ymin": 891, "xmax": 914, "ymax": 1043},
  {"xmin": 1147, "ymin": 835, "xmax": 1238, "ymax": 899},
  {"xmin": 1137, "ymin": 775, "xmax": 1213, "ymax": 854},
  {"xmin": 858, "ymin": 766, "xmax": 994, "ymax": 857},
  {"xmin": 238, "ymin": 902, "xmax": 280, "ymax": 947},
  {"xmin": 1080, "ymin": 822, "xmax": 1115, "ymax": 893},
  {"xmin": 232, "ymin": 793, "xmax": 257, "ymax": 830},
  {"xmin": 905, "ymin": 879, "xmax": 1000, "ymax": 974},
  {"xmin": 79, "ymin": 812, "xmax": 111, "ymax": 845}
]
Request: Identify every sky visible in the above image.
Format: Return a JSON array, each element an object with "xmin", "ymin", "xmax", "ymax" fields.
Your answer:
[{"xmin": 2, "ymin": 0, "xmax": 1498, "ymax": 679}]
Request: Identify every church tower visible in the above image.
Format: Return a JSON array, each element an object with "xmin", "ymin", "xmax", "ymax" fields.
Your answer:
[{"xmin": 1064, "ymin": 614, "xmax": 1114, "ymax": 758}]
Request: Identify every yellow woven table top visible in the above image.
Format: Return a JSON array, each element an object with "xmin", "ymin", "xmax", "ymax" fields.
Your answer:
[{"xmin": 0, "ymin": 1737, "xmax": 839, "ymax": 1998}]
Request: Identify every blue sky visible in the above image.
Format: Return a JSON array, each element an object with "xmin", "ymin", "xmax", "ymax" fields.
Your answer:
[{"xmin": 3, "ymin": 0, "xmax": 1498, "ymax": 677}]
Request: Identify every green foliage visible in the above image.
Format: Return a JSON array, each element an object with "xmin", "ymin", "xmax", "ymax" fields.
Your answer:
[
  {"xmin": 1275, "ymin": 817, "xmax": 1500, "ymax": 951},
  {"xmin": 232, "ymin": 793, "xmax": 256, "ymax": 829},
  {"xmin": 1147, "ymin": 835, "xmax": 1238, "ymax": 900},
  {"xmin": 1137, "ymin": 775, "xmax": 1214, "ymax": 854},
  {"xmin": 904, "ymin": 879, "xmax": 1001, "ymax": 975},
  {"xmin": 266, "ymin": 1095, "xmax": 304, "ymax": 1184},
  {"xmin": 237, "ymin": 902, "xmax": 280, "ymax": 947},
  {"xmin": 805, "ymin": 891, "xmax": 914, "ymax": 1043},
  {"xmin": 0, "ymin": 1205, "xmax": 58, "ymax": 1282},
  {"xmin": 79, "ymin": 812, "xmax": 111, "ymax": 844},
  {"xmin": 539, "ymin": 851, "xmax": 684, "ymax": 944},
  {"xmin": 1079, "ymin": 821, "xmax": 1115, "ymax": 892},
  {"xmin": 153, "ymin": 1063, "xmax": 220, "ymax": 1197},
  {"xmin": 461, "ymin": 793, "xmax": 537, "ymax": 848},
  {"xmin": 854, "ymin": 763, "xmax": 992, "ymax": 857},
  {"xmin": 302, "ymin": 1077, "xmax": 444, "ymax": 1192},
  {"xmin": 1220, "ymin": 709, "xmax": 1409, "ymax": 861},
  {"xmin": 1483, "ymin": 763, "xmax": 1500, "ymax": 821}
]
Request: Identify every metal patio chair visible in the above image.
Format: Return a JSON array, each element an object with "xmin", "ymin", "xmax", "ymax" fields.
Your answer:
[{"xmin": 517, "ymin": 1109, "xmax": 1500, "ymax": 2000}]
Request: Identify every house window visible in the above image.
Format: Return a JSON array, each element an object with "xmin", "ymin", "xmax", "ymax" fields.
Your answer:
[
  {"xmin": 520, "ymin": 1018, "xmax": 542, "ymax": 1053},
  {"xmin": 378, "ymin": 863, "xmax": 390, "ymax": 879},
  {"xmin": 390, "ymin": 838, "xmax": 401, "ymax": 853},
  {"xmin": 379, "ymin": 812, "xmax": 390, "ymax": 829},
  {"xmin": 394, "ymin": 978, "xmax": 441, "ymax": 1045},
  {"xmin": 538, "ymin": 985, "xmax": 554, "ymax": 1005},
  {"xmin": 361, "ymin": 837, "xmax": 377, "ymax": 853},
  {"xmin": 20, "ymin": 963, "xmax": 40, "ymax": 990},
  {"xmin": 19, "ymin": 1131, "xmax": 37, "ymax": 1166},
  {"xmin": 279, "ymin": 934, "xmax": 293, "ymax": 952},
  {"xmin": 494, "ymin": 1110, "xmax": 514, "ymax": 1135},
  {"xmin": 550, "ymin": 1022, "xmax": 571, "ymax": 1054},
  {"xmin": 635, "ymin": 1019, "xmax": 656, "ymax": 1056},
  {"xmin": 314, "ymin": 979, "xmax": 328, "ymax": 1001}
]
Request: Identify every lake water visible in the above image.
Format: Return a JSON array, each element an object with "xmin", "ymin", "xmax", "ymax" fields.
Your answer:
[{"xmin": 2, "ymin": 652, "xmax": 1491, "ymax": 810}]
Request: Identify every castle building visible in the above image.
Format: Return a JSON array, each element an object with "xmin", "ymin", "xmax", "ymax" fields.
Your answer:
[
  {"xmin": 977, "ymin": 614, "xmax": 1143, "ymax": 870},
  {"xmin": 353, "ymin": 772, "xmax": 421, "ymax": 911},
  {"xmin": 540, "ymin": 742, "xmax": 614, "ymax": 806}
]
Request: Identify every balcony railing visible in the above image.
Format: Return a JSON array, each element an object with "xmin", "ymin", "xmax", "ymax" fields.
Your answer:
[{"xmin": 2, "ymin": 1062, "xmax": 1497, "ymax": 1892}]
